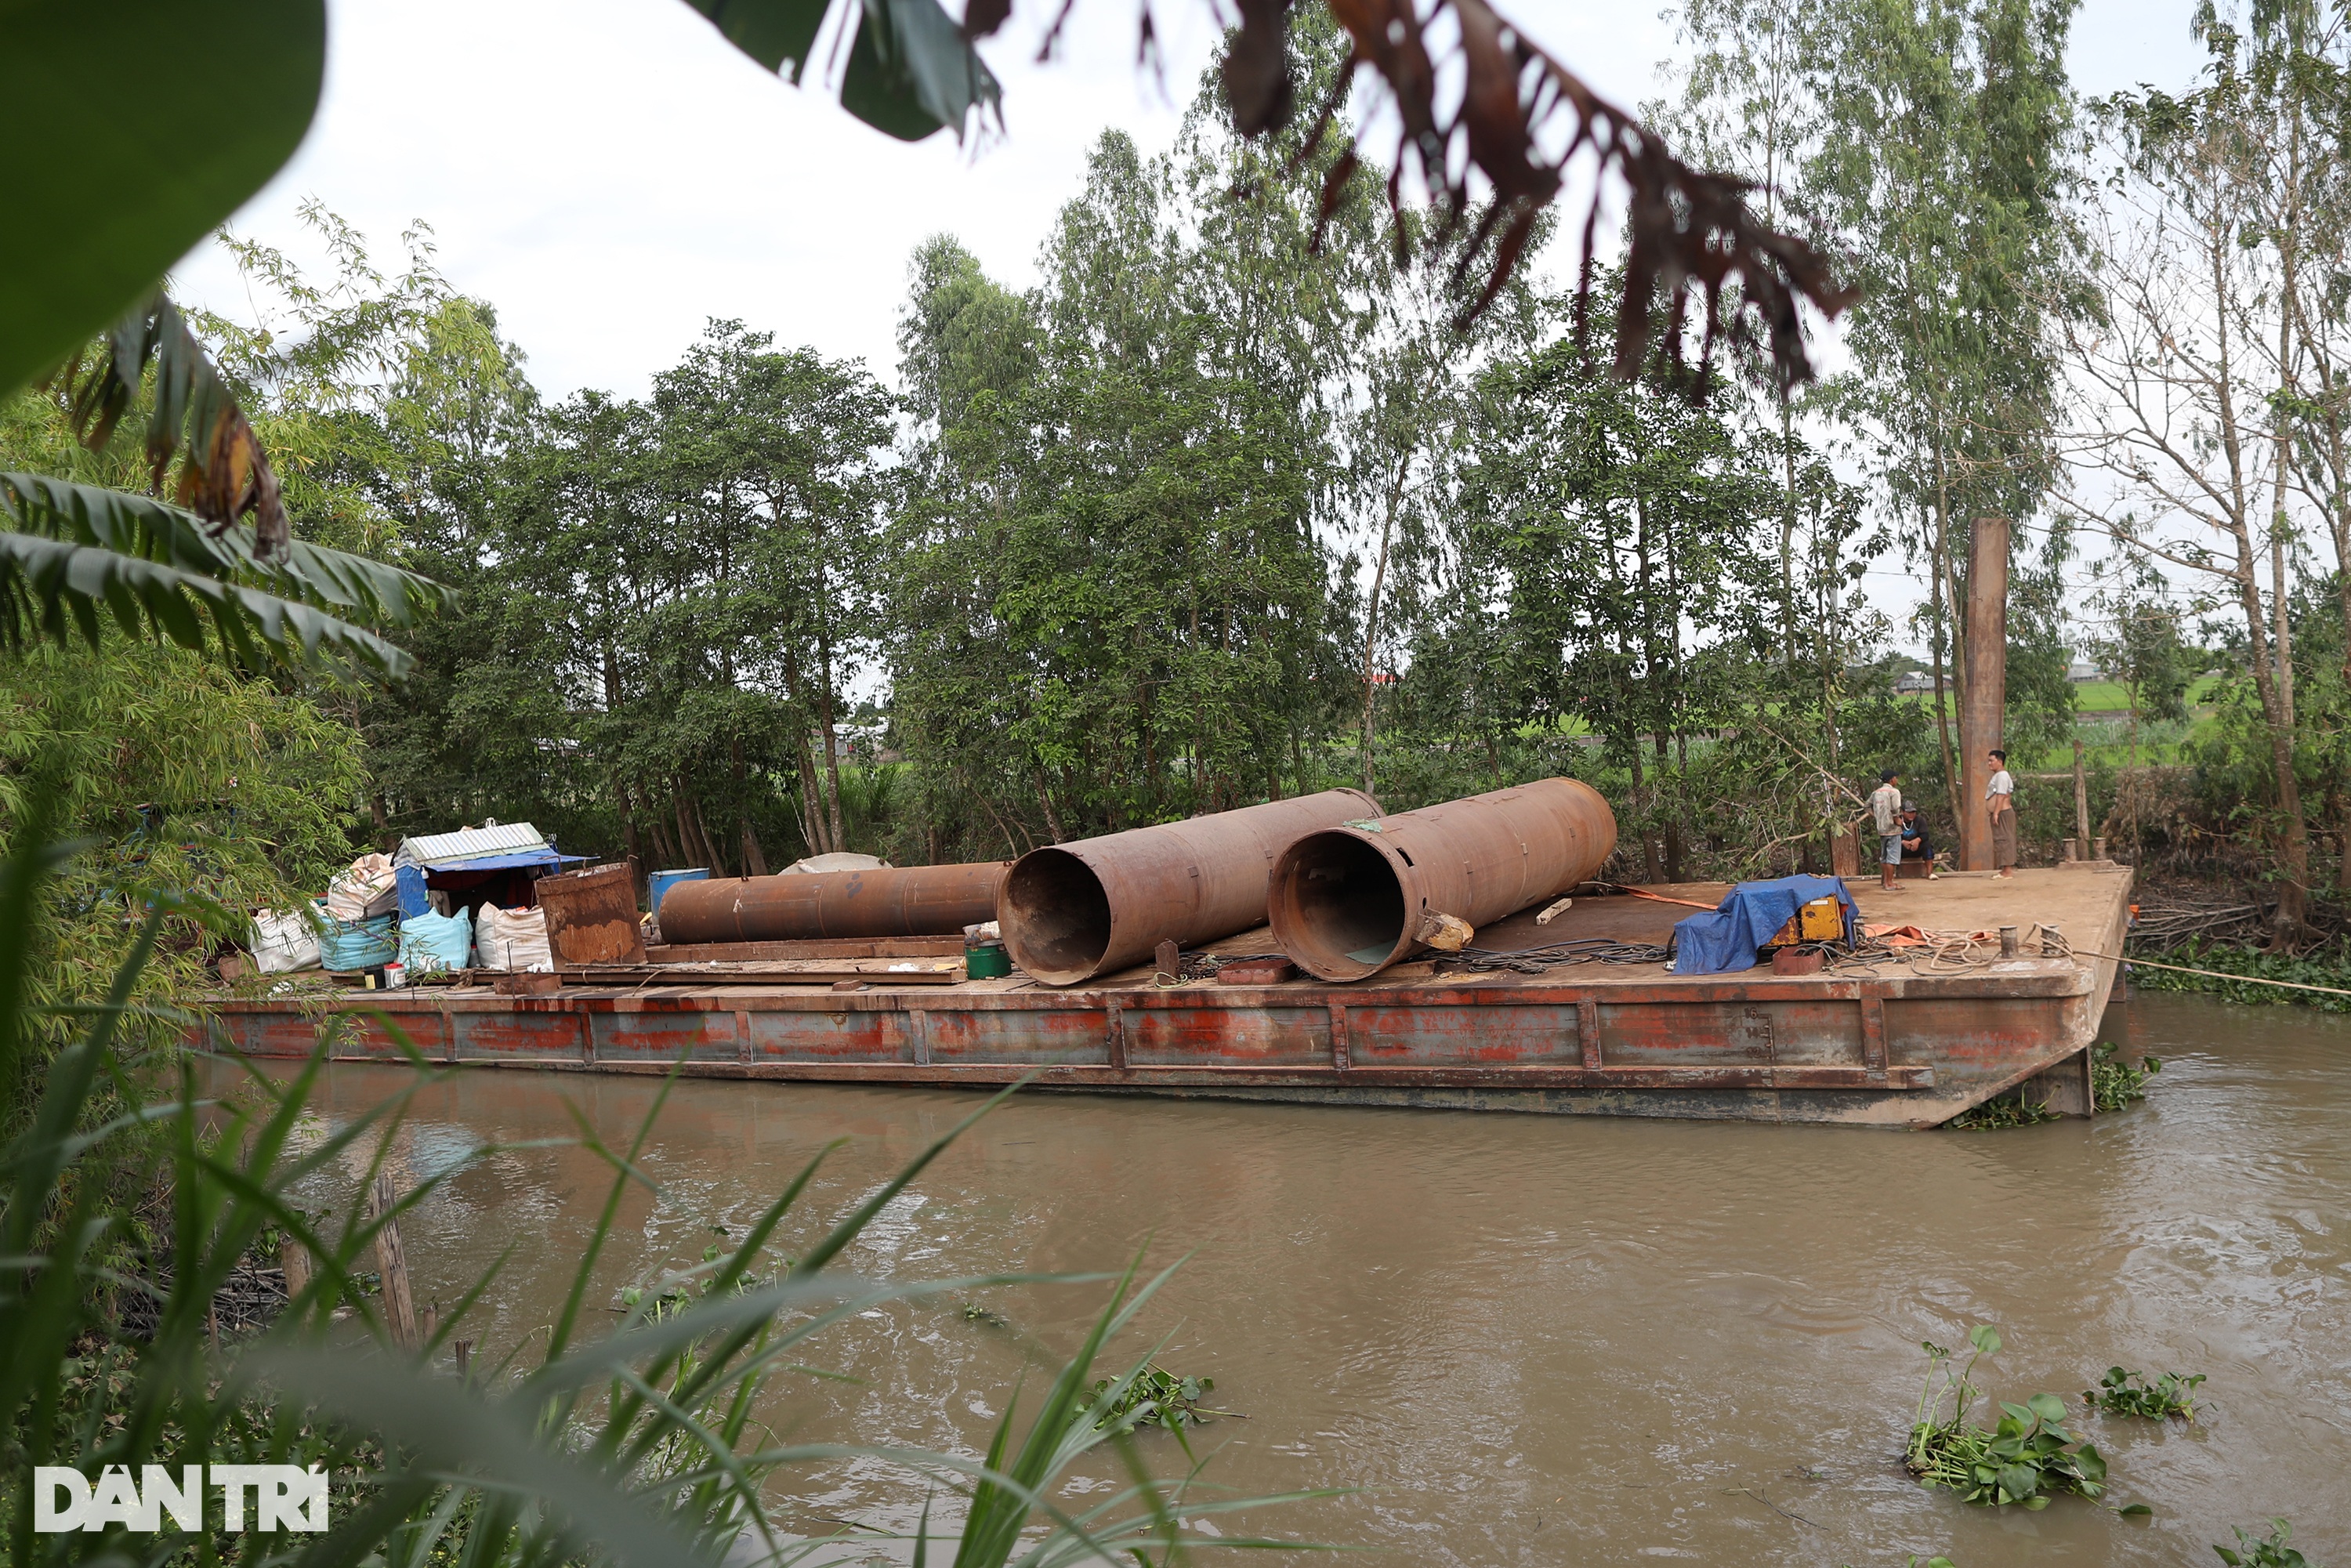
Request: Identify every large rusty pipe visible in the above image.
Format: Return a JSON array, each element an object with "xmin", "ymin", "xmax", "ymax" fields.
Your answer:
[
  {"xmin": 657, "ymin": 862, "xmax": 1009, "ymax": 943},
  {"xmin": 1000, "ymin": 789, "xmax": 1381, "ymax": 986},
  {"xmin": 1268, "ymin": 778, "xmax": 1617, "ymax": 981}
]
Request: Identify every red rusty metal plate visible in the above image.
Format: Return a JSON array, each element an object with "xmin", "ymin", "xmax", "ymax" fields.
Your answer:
[
  {"xmin": 1344, "ymin": 1003, "xmax": 1582, "ymax": 1067},
  {"xmin": 234, "ymin": 1011, "xmax": 331, "ymax": 1059},
  {"xmin": 589, "ymin": 1007, "xmax": 741, "ymax": 1063},
  {"xmin": 1126, "ymin": 1005, "xmax": 1329, "ymax": 1066},
  {"xmin": 328, "ymin": 1007, "xmax": 447, "ymax": 1059},
  {"xmin": 1598, "ymin": 1000, "xmax": 1777, "ymax": 1067},
  {"xmin": 746, "ymin": 1008, "xmax": 912, "ymax": 1063},
  {"xmin": 927, "ymin": 1007, "xmax": 1112, "ymax": 1065},
  {"xmin": 1883, "ymin": 996, "xmax": 2064, "ymax": 1078},
  {"xmin": 455, "ymin": 1008, "xmax": 585, "ymax": 1062},
  {"xmin": 1755, "ymin": 1000, "xmax": 1867, "ymax": 1066}
]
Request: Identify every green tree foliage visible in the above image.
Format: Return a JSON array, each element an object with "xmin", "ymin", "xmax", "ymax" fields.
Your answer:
[
  {"xmin": 1808, "ymin": 0, "xmax": 2082, "ymax": 823},
  {"xmin": 887, "ymin": 32, "xmax": 1371, "ymax": 855},
  {"xmin": 533, "ymin": 321, "xmax": 893, "ymax": 871},
  {"xmin": 1444, "ymin": 322, "xmax": 1889, "ymax": 880}
]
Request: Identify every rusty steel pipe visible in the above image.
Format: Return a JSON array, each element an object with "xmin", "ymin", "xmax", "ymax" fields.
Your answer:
[
  {"xmin": 657, "ymin": 862, "xmax": 1009, "ymax": 944},
  {"xmin": 1268, "ymin": 778, "xmax": 1617, "ymax": 981},
  {"xmin": 1000, "ymin": 789, "xmax": 1381, "ymax": 986}
]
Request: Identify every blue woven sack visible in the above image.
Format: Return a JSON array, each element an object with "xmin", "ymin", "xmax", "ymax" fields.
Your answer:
[
  {"xmin": 316, "ymin": 906, "xmax": 398, "ymax": 971},
  {"xmin": 396, "ymin": 863, "xmax": 432, "ymax": 918},
  {"xmin": 398, "ymin": 907, "xmax": 473, "ymax": 972}
]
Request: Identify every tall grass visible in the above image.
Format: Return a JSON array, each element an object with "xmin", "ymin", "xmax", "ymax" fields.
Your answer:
[{"xmin": 0, "ymin": 828, "xmax": 1323, "ymax": 1567}]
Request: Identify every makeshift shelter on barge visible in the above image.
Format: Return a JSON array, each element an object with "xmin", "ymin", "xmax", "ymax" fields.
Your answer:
[{"xmin": 392, "ymin": 823, "xmax": 585, "ymax": 915}]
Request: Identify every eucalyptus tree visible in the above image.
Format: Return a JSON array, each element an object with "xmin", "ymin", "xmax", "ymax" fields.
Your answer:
[
  {"xmin": 1453, "ymin": 331, "xmax": 1780, "ymax": 880},
  {"xmin": 1663, "ymin": 0, "xmax": 1830, "ymax": 652},
  {"xmin": 888, "ymin": 30, "xmax": 1378, "ymax": 854},
  {"xmin": 2061, "ymin": 27, "xmax": 2331, "ymax": 934},
  {"xmin": 889, "ymin": 236, "xmax": 1052, "ymax": 857},
  {"xmin": 2260, "ymin": 2, "xmax": 2351, "ymax": 891},
  {"xmin": 650, "ymin": 322, "xmax": 893, "ymax": 859},
  {"xmin": 1809, "ymin": 0, "xmax": 2081, "ymax": 826}
]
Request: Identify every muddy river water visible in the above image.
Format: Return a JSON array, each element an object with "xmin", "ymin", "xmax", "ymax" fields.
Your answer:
[{"xmin": 266, "ymin": 992, "xmax": 2349, "ymax": 1564}]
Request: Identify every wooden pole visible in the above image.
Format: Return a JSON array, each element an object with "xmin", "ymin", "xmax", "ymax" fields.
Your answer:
[
  {"xmin": 2074, "ymin": 739, "xmax": 2091, "ymax": 856},
  {"xmin": 368, "ymin": 1171, "xmax": 420, "ymax": 1350},
  {"xmin": 278, "ymin": 1237, "xmax": 311, "ymax": 1302},
  {"xmin": 1958, "ymin": 517, "xmax": 2010, "ymax": 870}
]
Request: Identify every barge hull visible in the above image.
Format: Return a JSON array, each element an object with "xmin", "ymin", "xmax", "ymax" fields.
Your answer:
[{"xmin": 206, "ymin": 869, "xmax": 2135, "ymax": 1128}]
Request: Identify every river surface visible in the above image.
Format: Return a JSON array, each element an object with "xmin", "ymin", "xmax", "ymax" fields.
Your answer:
[{"xmin": 257, "ymin": 993, "xmax": 2350, "ymax": 1564}]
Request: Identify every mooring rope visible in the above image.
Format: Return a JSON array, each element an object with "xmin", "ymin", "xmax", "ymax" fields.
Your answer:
[{"xmin": 2076, "ymin": 948, "xmax": 2351, "ymax": 1001}]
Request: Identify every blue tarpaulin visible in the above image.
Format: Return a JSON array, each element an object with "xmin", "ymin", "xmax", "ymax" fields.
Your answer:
[
  {"xmin": 1668, "ymin": 875, "xmax": 1859, "ymax": 976},
  {"xmin": 418, "ymin": 849, "xmax": 582, "ymax": 871}
]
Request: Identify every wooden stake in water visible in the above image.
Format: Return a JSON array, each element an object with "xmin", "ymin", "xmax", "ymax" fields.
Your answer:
[{"xmin": 368, "ymin": 1171, "xmax": 421, "ymax": 1349}]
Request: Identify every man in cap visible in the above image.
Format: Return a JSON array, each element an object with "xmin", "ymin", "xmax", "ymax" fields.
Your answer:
[{"xmin": 1899, "ymin": 800, "xmax": 1934, "ymax": 872}]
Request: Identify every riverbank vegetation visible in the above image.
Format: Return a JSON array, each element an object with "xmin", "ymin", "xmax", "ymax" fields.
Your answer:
[{"xmin": 2091, "ymin": 1043, "xmax": 2162, "ymax": 1113}]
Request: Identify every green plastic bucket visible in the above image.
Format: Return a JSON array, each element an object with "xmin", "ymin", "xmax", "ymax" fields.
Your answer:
[{"xmin": 965, "ymin": 942, "xmax": 1012, "ymax": 980}]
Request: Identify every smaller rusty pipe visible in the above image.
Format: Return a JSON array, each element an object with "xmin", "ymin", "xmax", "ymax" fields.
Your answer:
[
  {"xmin": 1001, "ymin": 788, "xmax": 1380, "ymax": 986},
  {"xmin": 657, "ymin": 861, "xmax": 1009, "ymax": 944},
  {"xmin": 1269, "ymin": 778, "xmax": 1617, "ymax": 981}
]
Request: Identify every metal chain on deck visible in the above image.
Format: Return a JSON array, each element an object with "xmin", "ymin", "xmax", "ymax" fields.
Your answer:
[{"xmin": 1154, "ymin": 951, "xmax": 1289, "ymax": 987}]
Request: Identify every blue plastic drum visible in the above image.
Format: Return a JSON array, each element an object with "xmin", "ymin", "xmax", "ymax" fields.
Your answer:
[{"xmin": 647, "ymin": 867, "xmax": 709, "ymax": 914}]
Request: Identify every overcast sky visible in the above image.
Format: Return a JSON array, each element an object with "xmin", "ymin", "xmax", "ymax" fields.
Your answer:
[{"xmin": 175, "ymin": 0, "xmax": 2214, "ymax": 405}]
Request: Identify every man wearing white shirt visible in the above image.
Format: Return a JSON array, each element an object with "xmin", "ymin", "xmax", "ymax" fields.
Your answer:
[{"xmin": 1984, "ymin": 748, "xmax": 2017, "ymax": 878}]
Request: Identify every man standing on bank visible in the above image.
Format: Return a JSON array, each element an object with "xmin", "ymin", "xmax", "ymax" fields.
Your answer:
[
  {"xmin": 1870, "ymin": 768, "xmax": 1906, "ymax": 893},
  {"xmin": 1985, "ymin": 748, "xmax": 2017, "ymax": 878}
]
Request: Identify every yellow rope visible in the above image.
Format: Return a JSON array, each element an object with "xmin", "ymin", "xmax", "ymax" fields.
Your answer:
[{"xmin": 2074, "ymin": 949, "xmax": 2351, "ymax": 1001}]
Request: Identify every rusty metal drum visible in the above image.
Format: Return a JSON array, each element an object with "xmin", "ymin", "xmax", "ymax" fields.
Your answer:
[{"xmin": 534, "ymin": 860, "xmax": 645, "ymax": 966}]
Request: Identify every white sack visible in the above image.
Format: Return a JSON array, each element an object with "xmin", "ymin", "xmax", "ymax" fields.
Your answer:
[
  {"xmin": 323, "ymin": 853, "xmax": 397, "ymax": 921},
  {"xmin": 474, "ymin": 904, "xmax": 553, "ymax": 972},
  {"xmin": 251, "ymin": 909, "xmax": 323, "ymax": 974}
]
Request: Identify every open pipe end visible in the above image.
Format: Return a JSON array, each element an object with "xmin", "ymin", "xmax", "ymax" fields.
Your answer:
[
  {"xmin": 1001, "ymin": 847, "xmax": 1114, "ymax": 985},
  {"xmin": 1270, "ymin": 830, "xmax": 1411, "ymax": 981}
]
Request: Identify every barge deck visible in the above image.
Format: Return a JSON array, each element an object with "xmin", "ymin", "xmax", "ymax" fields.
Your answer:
[{"xmin": 205, "ymin": 867, "xmax": 2136, "ymax": 1128}]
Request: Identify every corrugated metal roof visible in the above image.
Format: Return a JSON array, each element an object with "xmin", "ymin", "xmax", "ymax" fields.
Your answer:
[{"xmin": 394, "ymin": 822, "xmax": 556, "ymax": 869}]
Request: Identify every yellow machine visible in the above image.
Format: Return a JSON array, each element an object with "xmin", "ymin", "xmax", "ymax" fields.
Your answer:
[{"xmin": 1767, "ymin": 895, "xmax": 1846, "ymax": 947}]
